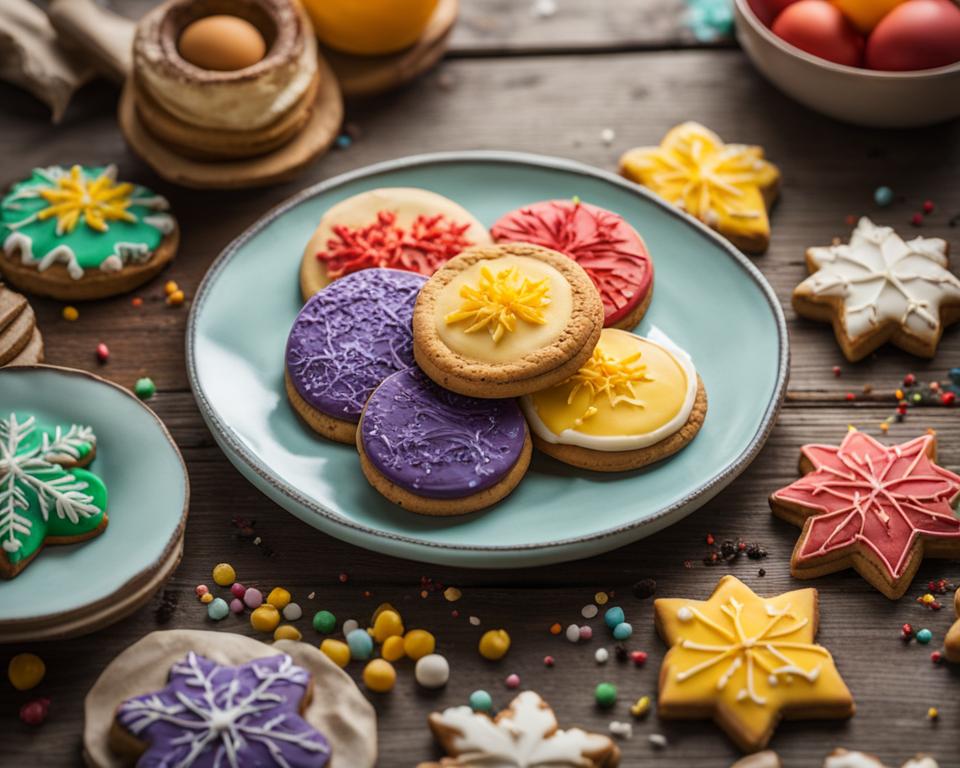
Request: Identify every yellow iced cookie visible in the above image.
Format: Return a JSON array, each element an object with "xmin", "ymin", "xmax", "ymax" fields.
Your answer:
[{"xmin": 619, "ymin": 122, "xmax": 780, "ymax": 254}]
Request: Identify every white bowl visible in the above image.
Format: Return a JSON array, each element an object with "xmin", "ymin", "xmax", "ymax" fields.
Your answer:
[{"xmin": 733, "ymin": 0, "xmax": 960, "ymax": 127}]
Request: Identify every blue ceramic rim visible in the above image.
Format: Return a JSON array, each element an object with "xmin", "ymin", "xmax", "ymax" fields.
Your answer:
[
  {"xmin": 186, "ymin": 151, "xmax": 790, "ymax": 554},
  {"xmin": 0, "ymin": 364, "xmax": 190, "ymax": 627}
]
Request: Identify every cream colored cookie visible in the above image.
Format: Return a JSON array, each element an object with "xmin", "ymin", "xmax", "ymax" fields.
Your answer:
[
  {"xmin": 413, "ymin": 243, "xmax": 603, "ymax": 398},
  {"xmin": 299, "ymin": 187, "xmax": 491, "ymax": 300},
  {"xmin": 0, "ymin": 283, "xmax": 42, "ymax": 365}
]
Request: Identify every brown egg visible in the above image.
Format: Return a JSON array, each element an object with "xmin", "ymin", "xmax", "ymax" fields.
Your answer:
[{"xmin": 178, "ymin": 15, "xmax": 266, "ymax": 71}]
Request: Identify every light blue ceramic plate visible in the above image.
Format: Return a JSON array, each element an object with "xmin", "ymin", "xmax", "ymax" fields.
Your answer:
[
  {"xmin": 187, "ymin": 152, "xmax": 788, "ymax": 568},
  {"xmin": 0, "ymin": 366, "xmax": 188, "ymax": 627}
]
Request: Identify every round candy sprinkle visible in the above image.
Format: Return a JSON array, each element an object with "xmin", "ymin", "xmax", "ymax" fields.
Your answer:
[
  {"xmin": 164, "ymin": 280, "xmax": 179, "ymax": 296},
  {"xmin": 266, "ymin": 587, "xmax": 291, "ymax": 610},
  {"xmin": 630, "ymin": 696, "xmax": 651, "ymax": 718},
  {"xmin": 382, "ymin": 635, "xmax": 406, "ymax": 662},
  {"xmin": 469, "ymin": 689, "xmax": 493, "ymax": 712},
  {"xmin": 243, "ymin": 588, "xmax": 264, "ymax": 609},
  {"xmin": 229, "ymin": 598, "xmax": 244, "ymax": 614},
  {"xmin": 928, "ymin": 706, "xmax": 939, "ymax": 720},
  {"xmin": 250, "ymin": 604, "xmax": 280, "ymax": 633},
  {"xmin": 916, "ymin": 628, "xmax": 933, "ymax": 644},
  {"xmin": 319, "ymin": 639, "xmax": 350, "ymax": 668},
  {"xmin": 372, "ymin": 609, "xmax": 405, "ymax": 643},
  {"xmin": 581, "ymin": 604, "xmax": 599, "ymax": 619},
  {"xmin": 346, "ymin": 629, "xmax": 374, "ymax": 660},
  {"xmin": 207, "ymin": 598, "xmax": 229, "ymax": 621},
  {"xmin": 230, "ymin": 583, "xmax": 246, "ymax": 598},
  {"xmin": 595, "ymin": 682, "xmax": 617, "ymax": 708},
  {"xmin": 195, "ymin": 584, "xmax": 209, "ymax": 598},
  {"xmin": 312, "ymin": 610, "xmax": 336, "ymax": 634},
  {"xmin": 167, "ymin": 290, "xmax": 185, "ymax": 307},
  {"xmin": 612, "ymin": 622, "xmax": 633, "ymax": 641},
  {"xmin": 544, "ymin": 656, "xmax": 555, "ymax": 667},
  {"xmin": 604, "ymin": 606, "xmax": 625, "ymax": 629},
  {"xmin": 95, "ymin": 343, "xmax": 109, "ymax": 364},
  {"xmin": 595, "ymin": 648, "xmax": 609, "ymax": 665},
  {"xmin": 630, "ymin": 651, "xmax": 648, "ymax": 666},
  {"xmin": 200, "ymin": 593, "xmax": 214, "ymax": 605},
  {"xmin": 19, "ymin": 698, "xmax": 50, "ymax": 726},
  {"xmin": 415, "ymin": 654, "xmax": 450, "ymax": 689},
  {"xmin": 874, "ymin": 186, "xmax": 894, "ymax": 207},
  {"xmin": 911, "ymin": 213, "xmax": 924, "ymax": 227},
  {"xmin": 282, "ymin": 602, "xmax": 302, "ymax": 621},
  {"xmin": 505, "ymin": 673, "xmax": 520, "ymax": 689},
  {"xmin": 274, "ymin": 625, "xmax": 302, "ymax": 641},
  {"xmin": 342, "ymin": 619, "xmax": 360, "ymax": 636},
  {"xmin": 565, "ymin": 624, "xmax": 580, "ymax": 643},
  {"xmin": 923, "ymin": 200, "xmax": 935, "ymax": 214},
  {"xmin": 62, "ymin": 305, "xmax": 79, "ymax": 321},
  {"xmin": 443, "ymin": 587, "xmax": 462, "ymax": 602},
  {"xmin": 901, "ymin": 623, "xmax": 914, "ymax": 640},
  {"xmin": 212, "ymin": 563, "xmax": 236, "ymax": 587},
  {"xmin": 594, "ymin": 592, "xmax": 609, "ymax": 605},
  {"xmin": 931, "ymin": 651, "xmax": 943, "ymax": 664},
  {"xmin": 549, "ymin": 623, "xmax": 562, "ymax": 635},
  {"xmin": 403, "ymin": 629, "xmax": 436, "ymax": 660},
  {"xmin": 134, "ymin": 377, "xmax": 157, "ymax": 400},
  {"xmin": 8, "ymin": 653, "xmax": 45, "ymax": 691},
  {"xmin": 579, "ymin": 625, "xmax": 593, "ymax": 641},
  {"xmin": 479, "ymin": 629, "xmax": 511, "ymax": 660},
  {"xmin": 363, "ymin": 659, "xmax": 397, "ymax": 693}
]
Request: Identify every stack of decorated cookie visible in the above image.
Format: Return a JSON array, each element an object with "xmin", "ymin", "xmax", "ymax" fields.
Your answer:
[
  {"xmin": 0, "ymin": 282, "xmax": 43, "ymax": 366},
  {"xmin": 286, "ymin": 187, "xmax": 708, "ymax": 515}
]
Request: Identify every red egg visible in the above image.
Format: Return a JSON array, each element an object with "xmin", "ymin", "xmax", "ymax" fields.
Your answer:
[
  {"xmin": 772, "ymin": 0, "xmax": 865, "ymax": 66},
  {"xmin": 866, "ymin": 0, "xmax": 960, "ymax": 71},
  {"xmin": 747, "ymin": 0, "xmax": 801, "ymax": 27}
]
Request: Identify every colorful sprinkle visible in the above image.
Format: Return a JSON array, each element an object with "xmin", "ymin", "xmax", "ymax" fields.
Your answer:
[
  {"xmin": 873, "ymin": 186, "xmax": 894, "ymax": 207},
  {"xmin": 250, "ymin": 604, "xmax": 280, "ymax": 633},
  {"xmin": 403, "ymin": 629, "xmax": 436, "ymax": 660},
  {"xmin": 581, "ymin": 604, "xmax": 599, "ymax": 619},
  {"xmin": 362, "ymin": 659, "xmax": 396, "ymax": 693},
  {"xmin": 612, "ymin": 622, "xmax": 633, "ymax": 641},
  {"xmin": 194, "ymin": 584, "xmax": 209, "ymax": 598},
  {"xmin": 134, "ymin": 377, "xmax": 156, "ymax": 400},
  {"xmin": 443, "ymin": 587, "xmax": 462, "ymax": 602},
  {"xmin": 579, "ymin": 625, "xmax": 593, "ymax": 641},
  {"xmin": 505, "ymin": 673, "xmax": 520, "ymax": 689},
  {"xmin": 312, "ymin": 610, "xmax": 336, "ymax": 634},
  {"xmin": 479, "ymin": 629, "xmax": 511, "ymax": 660},
  {"xmin": 382, "ymin": 636, "xmax": 406, "ymax": 662},
  {"xmin": 414, "ymin": 654, "xmax": 450, "ymax": 689},
  {"xmin": 630, "ymin": 695, "xmax": 651, "ymax": 718},
  {"xmin": 95, "ymin": 342, "xmax": 109, "ymax": 363},
  {"xmin": 8, "ymin": 654, "xmax": 45, "ymax": 691},
  {"xmin": 549, "ymin": 622, "xmax": 562, "ymax": 635},
  {"xmin": 243, "ymin": 588, "xmax": 264, "ymax": 609},
  {"xmin": 565, "ymin": 624, "xmax": 581, "ymax": 643},
  {"xmin": 346, "ymin": 629, "xmax": 374, "ymax": 660},
  {"xmin": 630, "ymin": 650, "xmax": 648, "ymax": 666},
  {"xmin": 207, "ymin": 597, "xmax": 229, "ymax": 621},
  {"xmin": 608, "ymin": 721, "xmax": 633, "ymax": 739},
  {"xmin": 62, "ymin": 305, "xmax": 79, "ymax": 321},
  {"xmin": 916, "ymin": 628, "xmax": 933, "ymax": 644},
  {"xmin": 543, "ymin": 655, "xmax": 555, "ymax": 667},
  {"xmin": 200, "ymin": 593, "xmax": 213, "ymax": 605},
  {"xmin": 469, "ymin": 689, "xmax": 493, "ymax": 712},
  {"xmin": 282, "ymin": 602, "xmax": 302, "ymax": 621},
  {"xmin": 595, "ymin": 648, "xmax": 609, "ymax": 665},
  {"xmin": 595, "ymin": 682, "xmax": 617, "ymax": 708},
  {"xmin": 594, "ymin": 592, "xmax": 609, "ymax": 606},
  {"xmin": 603, "ymin": 606, "xmax": 625, "ymax": 629},
  {"xmin": 273, "ymin": 625, "xmax": 302, "ymax": 642},
  {"xmin": 230, "ymin": 583, "xmax": 246, "ymax": 598},
  {"xmin": 319, "ymin": 639, "xmax": 350, "ymax": 668},
  {"xmin": 19, "ymin": 698, "xmax": 50, "ymax": 726},
  {"xmin": 372, "ymin": 609, "xmax": 405, "ymax": 643}
]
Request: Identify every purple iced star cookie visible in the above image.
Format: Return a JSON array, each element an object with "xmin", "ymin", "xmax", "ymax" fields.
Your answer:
[
  {"xmin": 285, "ymin": 268, "xmax": 427, "ymax": 443},
  {"xmin": 358, "ymin": 367, "xmax": 531, "ymax": 515},
  {"xmin": 114, "ymin": 652, "xmax": 330, "ymax": 768}
]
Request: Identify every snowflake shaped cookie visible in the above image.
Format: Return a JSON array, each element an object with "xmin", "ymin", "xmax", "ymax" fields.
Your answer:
[
  {"xmin": 823, "ymin": 748, "xmax": 939, "ymax": 768},
  {"xmin": 793, "ymin": 217, "xmax": 960, "ymax": 361},
  {"xmin": 418, "ymin": 690, "xmax": 620, "ymax": 768},
  {"xmin": 770, "ymin": 430, "xmax": 960, "ymax": 599},
  {"xmin": 655, "ymin": 575, "xmax": 854, "ymax": 752},
  {"xmin": 113, "ymin": 652, "xmax": 331, "ymax": 768},
  {"xmin": 0, "ymin": 412, "xmax": 107, "ymax": 579}
]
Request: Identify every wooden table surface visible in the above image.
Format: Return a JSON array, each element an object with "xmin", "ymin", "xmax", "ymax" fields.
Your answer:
[{"xmin": 3, "ymin": 2, "xmax": 960, "ymax": 765}]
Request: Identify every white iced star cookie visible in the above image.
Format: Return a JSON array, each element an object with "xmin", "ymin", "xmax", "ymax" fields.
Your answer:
[{"xmin": 793, "ymin": 217, "xmax": 960, "ymax": 361}]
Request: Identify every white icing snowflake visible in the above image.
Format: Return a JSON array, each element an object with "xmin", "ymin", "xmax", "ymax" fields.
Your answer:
[{"xmin": 798, "ymin": 217, "xmax": 960, "ymax": 343}]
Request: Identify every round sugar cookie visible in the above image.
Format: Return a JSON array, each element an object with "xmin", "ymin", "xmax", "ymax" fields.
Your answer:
[
  {"xmin": 491, "ymin": 199, "xmax": 654, "ymax": 329},
  {"xmin": 299, "ymin": 187, "xmax": 491, "ymax": 300},
  {"xmin": 0, "ymin": 165, "xmax": 178, "ymax": 300},
  {"xmin": 286, "ymin": 268, "xmax": 426, "ymax": 443},
  {"xmin": 522, "ymin": 329, "xmax": 707, "ymax": 472},
  {"xmin": 357, "ymin": 367, "xmax": 531, "ymax": 515},
  {"xmin": 412, "ymin": 243, "xmax": 604, "ymax": 398}
]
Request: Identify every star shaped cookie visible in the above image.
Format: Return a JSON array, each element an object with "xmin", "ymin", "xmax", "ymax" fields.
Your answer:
[
  {"xmin": 793, "ymin": 217, "xmax": 960, "ymax": 361},
  {"xmin": 945, "ymin": 588, "xmax": 960, "ymax": 663},
  {"xmin": 655, "ymin": 575, "xmax": 854, "ymax": 753},
  {"xmin": 619, "ymin": 122, "xmax": 780, "ymax": 254},
  {"xmin": 770, "ymin": 430, "xmax": 960, "ymax": 599}
]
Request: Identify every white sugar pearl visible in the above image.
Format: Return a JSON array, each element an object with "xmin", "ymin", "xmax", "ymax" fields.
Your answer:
[
  {"xmin": 595, "ymin": 648, "xmax": 609, "ymax": 665},
  {"xmin": 342, "ymin": 619, "xmax": 359, "ymax": 636},
  {"xmin": 677, "ymin": 607, "xmax": 693, "ymax": 622},
  {"xmin": 415, "ymin": 654, "xmax": 450, "ymax": 689},
  {"xmin": 648, "ymin": 734, "xmax": 668, "ymax": 749},
  {"xmin": 581, "ymin": 604, "xmax": 599, "ymax": 619},
  {"xmin": 282, "ymin": 602, "xmax": 302, "ymax": 621},
  {"xmin": 565, "ymin": 624, "xmax": 580, "ymax": 643}
]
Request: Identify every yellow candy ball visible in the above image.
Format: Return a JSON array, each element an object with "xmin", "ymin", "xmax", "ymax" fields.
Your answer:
[
  {"xmin": 320, "ymin": 639, "xmax": 351, "ymax": 668},
  {"xmin": 250, "ymin": 604, "xmax": 281, "ymax": 633},
  {"xmin": 372, "ymin": 609, "xmax": 404, "ymax": 643},
  {"xmin": 8, "ymin": 653, "xmax": 45, "ymax": 691},
  {"xmin": 267, "ymin": 587, "xmax": 292, "ymax": 610},
  {"xmin": 381, "ymin": 635, "xmax": 406, "ymax": 662},
  {"xmin": 403, "ymin": 629, "xmax": 436, "ymax": 660},
  {"xmin": 830, "ymin": 0, "xmax": 905, "ymax": 33},
  {"xmin": 362, "ymin": 658, "xmax": 397, "ymax": 693},
  {"xmin": 200, "ymin": 592, "xmax": 214, "ymax": 604},
  {"xmin": 212, "ymin": 563, "xmax": 236, "ymax": 587},
  {"xmin": 274, "ymin": 625, "xmax": 303, "ymax": 641},
  {"xmin": 478, "ymin": 629, "xmax": 511, "ymax": 661},
  {"xmin": 302, "ymin": 0, "xmax": 439, "ymax": 56}
]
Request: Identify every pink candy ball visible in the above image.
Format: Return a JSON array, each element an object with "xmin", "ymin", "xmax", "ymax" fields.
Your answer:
[
  {"xmin": 230, "ymin": 598, "xmax": 245, "ymax": 614},
  {"xmin": 230, "ymin": 582, "xmax": 247, "ymax": 598},
  {"xmin": 505, "ymin": 673, "xmax": 520, "ymax": 689},
  {"xmin": 579, "ymin": 625, "xmax": 593, "ymax": 641},
  {"xmin": 243, "ymin": 587, "xmax": 264, "ymax": 609}
]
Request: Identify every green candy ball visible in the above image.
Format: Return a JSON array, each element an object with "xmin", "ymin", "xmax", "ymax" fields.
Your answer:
[
  {"xmin": 595, "ymin": 682, "xmax": 617, "ymax": 708},
  {"xmin": 312, "ymin": 610, "xmax": 336, "ymax": 634}
]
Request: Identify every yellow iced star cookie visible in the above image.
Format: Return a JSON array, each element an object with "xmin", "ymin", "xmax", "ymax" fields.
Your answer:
[
  {"xmin": 654, "ymin": 575, "xmax": 854, "ymax": 752},
  {"xmin": 619, "ymin": 122, "xmax": 780, "ymax": 254}
]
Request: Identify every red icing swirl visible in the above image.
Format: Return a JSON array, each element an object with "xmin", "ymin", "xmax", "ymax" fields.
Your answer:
[
  {"xmin": 317, "ymin": 210, "xmax": 474, "ymax": 279},
  {"xmin": 491, "ymin": 200, "xmax": 653, "ymax": 327}
]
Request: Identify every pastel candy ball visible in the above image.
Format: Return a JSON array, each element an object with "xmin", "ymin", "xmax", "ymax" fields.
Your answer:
[
  {"xmin": 612, "ymin": 622, "xmax": 633, "ymax": 640},
  {"xmin": 403, "ymin": 629, "xmax": 436, "ymax": 660},
  {"xmin": 212, "ymin": 563, "xmax": 235, "ymax": 587},
  {"xmin": 312, "ymin": 610, "xmax": 337, "ymax": 634},
  {"xmin": 320, "ymin": 639, "xmax": 351, "ymax": 668},
  {"xmin": 250, "ymin": 604, "xmax": 281, "ymax": 633},
  {"xmin": 415, "ymin": 654, "xmax": 450, "ymax": 689},
  {"xmin": 200, "ymin": 593, "xmax": 214, "ymax": 605},
  {"xmin": 382, "ymin": 635, "xmax": 406, "ymax": 662},
  {"xmin": 479, "ymin": 629, "xmax": 511, "ymax": 660},
  {"xmin": 8, "ymin": 654, "xmax": 45, "ymax": 691},
  {"xmin": 579, "ymin": 625, "xmax": 593, "ymax": 641},
  {"xmin": 266, "ymin": 587, "xmax": 291, "ymax": 610},
  {"xmin": 283, "ymin": 602, "xmax": 303, "ymax": 621},
  {"xmin": 505, "ymin": 673, "xmax": 520, "ymax": 689},
  {"xmin": 565, "ymin": 624, "xmax": 580, "ymax": 643},
  {"xmin": 363, "ymin": 659, "xmax": 397, "ymax": 693},
  {"xmin": 243, "ymin": 588, "xmax": 264, "ymax": 609},
  {"xmin": 347, "ymin": 629, "xmax": 374, "ymax": 660},
  {"xmin": 595, "ymin": 648, "xmax": 609, "ymax": 664},
  {"xmin": 207, "ymin": 597, "xmax": 230, "ymax": 621},
  {"xmin": 274, "ymin": 625, "xmax": 303, "ymax": 641},
  {"xmin": 229, "ymin": 598, "xmax": 245, "ymax": 614},
  {"xmin": 604, "ymin": 606, "xmax": 625, "ymax": 629},
  {"xmin": 469, "ymin": 689, "xmax": 493, "ymax": 712},
  {"xmin": 372, "ymin": 610, "xmax": 405, "ymax": 643},
  {"xmin": 874, "ymin": 186, "xmax": 894, "ymax": 207},
  {"xmin": 916, "ymin": 628, "xmax": 933, "ymax": 644},
  {"xmin": 595, "ymin": 682, "xmax": 618, "ymax": 708},
  {"xmin": 230, "ymin": 582, "xmax": 246, "ymax": 598},
  {"xmin": 342, "ymin": 619, "xmax": 360, "ymax": 636}
]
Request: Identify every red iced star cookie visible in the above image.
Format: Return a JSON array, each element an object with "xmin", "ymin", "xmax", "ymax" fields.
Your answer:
[
  {"xmin": 491, "ymin": 200, "xmax": 654, "ymax": 329},
  {"xmin": 770, "ymin": 431, "xmax": 960, "ymax": 599}
]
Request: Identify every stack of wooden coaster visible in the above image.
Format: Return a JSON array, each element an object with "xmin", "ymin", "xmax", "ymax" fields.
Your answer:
[{"xmin": 0, "ymin": 282, "xmax": 43, "ymax": 366}]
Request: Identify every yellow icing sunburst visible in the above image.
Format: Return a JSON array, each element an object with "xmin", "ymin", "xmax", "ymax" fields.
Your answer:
[
  {"xmin": 37, "ymin": 165, "xmax": 136, "ymax": 235},
  {"xmin": 444, "ymin": 265, "xmax": 551, "ymax": 343},
  {"xmin": 566, "ymin": 346, "xmax": 652, "ymax": 424}
]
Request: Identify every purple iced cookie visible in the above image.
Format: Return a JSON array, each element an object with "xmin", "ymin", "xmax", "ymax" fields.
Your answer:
[
  {"xmin": 286, "ymin": 268, "xmax": 427, "ymax": 425},
  {"xmin": 115, "ymin": 652, "xmax": 330, "ymax": 768},
  {"xmin": 359, "ymin": 367, "xmax": 529, "ymax": 509}
]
